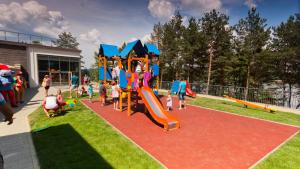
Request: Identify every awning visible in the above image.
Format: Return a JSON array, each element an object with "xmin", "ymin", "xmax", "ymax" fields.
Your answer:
[
  {"xmin": 144, "ymin": 43, "xmax": 160, "ymax": 55},
  {"xmin": 119, "ymin": 40, "xmax": 147, "ymax": 59},
  {"xmin": 99, "ymin": 44, "xmax": 119, "ymax": 58}
]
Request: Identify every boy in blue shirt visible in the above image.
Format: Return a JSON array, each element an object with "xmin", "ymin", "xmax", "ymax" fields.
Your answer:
[
  {"xmin": 178, "ymin": 78, "xmax": 187, "ymax": 110},
  {"xmin": 69, "ymin": 74, "xmax": 79, "ymax": 98}
]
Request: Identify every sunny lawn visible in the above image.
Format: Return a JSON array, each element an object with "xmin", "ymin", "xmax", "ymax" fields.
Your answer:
[
  {"xmin": 29, "ymin": 93, "xmax": 300, "ymax": 169},
  {"xmin": 29, "ymin": 94, "xmax": 163, "ymax": 169}
]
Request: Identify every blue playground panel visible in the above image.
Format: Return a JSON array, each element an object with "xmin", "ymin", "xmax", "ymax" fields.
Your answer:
[
  {"xmin": 171, "ymin": 80, "xmax": 180, "ymax": 94},
  {"xmin": 151, "ymin": 64, "xmax": 159, "ymax": 77},
  {"xmin": 99, "ymin": 67, "xmax": 112, "ymax": 80},
  {"xmin": 144, "ymin": 43, "xmax": 160, "ymax": 55},
  {"xmin": 119, "ymin": 40, "xmax": 147, "ymax": 59},
  {"xmin": 99, "ymin": 44, "xmax": 119, "ymax": 58},
  {"xmin": 119, "ymin": 69, "xmax": 128, "ymax": 89}
]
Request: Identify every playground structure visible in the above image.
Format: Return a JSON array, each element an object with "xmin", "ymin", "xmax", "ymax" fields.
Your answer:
[
  {"xmin": 98, "ymin": 40, "xmax": 180, "ymax": 130},
  {"xmin": 171, "ymin": 80, "xmax": 196, "ymax": 97},
  {"xmin": 224, "ymin": 95, "xmax": 275, "ymax": 113}
]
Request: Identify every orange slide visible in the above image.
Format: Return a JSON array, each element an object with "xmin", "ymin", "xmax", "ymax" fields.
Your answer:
[
  {"xmin": 185, "ymin": 80, "xmax": 196, "ymax": 97},
  {"xmin": 138, "ymin": 87, "xmax": 180, "ymax": 130},
  {"xmin": 224, "ymin": 95, "xmax": 275, "ymax": 113}
]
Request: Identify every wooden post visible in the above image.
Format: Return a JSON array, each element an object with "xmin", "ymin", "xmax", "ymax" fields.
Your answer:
[
  {"xmin": 156, "ymin": 60, "xmax": 159, "ymax": 90},
  {"xmin": 128, "ymin": 91, "xmax": 131, "ymax": 116},
  {"xmin": 145, "ymin": 54, "xmax": 149, "ymax": 72},
  {"xmin": 119, "ymin": 91, "xmax": 122, "ymax": 111},
  {"xmin": 127, "ymin": 57, "xmax": 131, "ymax": 116},
  {"xmin": 103, "ymin": 57, "xmax": 107, "ymax": 83}
]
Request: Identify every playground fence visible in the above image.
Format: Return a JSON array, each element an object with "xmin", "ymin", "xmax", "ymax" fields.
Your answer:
[{"xmin": 160, "ymin": 81, "xmax": 300, "ymax": 109}]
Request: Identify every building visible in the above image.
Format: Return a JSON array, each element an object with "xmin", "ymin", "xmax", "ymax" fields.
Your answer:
[{"xmin": 0, "ymin": 30, "xmax": 81, "ymax": 87}]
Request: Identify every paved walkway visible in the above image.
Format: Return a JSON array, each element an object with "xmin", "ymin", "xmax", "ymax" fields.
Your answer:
[{"xmin": 0, "ymin": 87, "xmax": 61, "ymax": 169}]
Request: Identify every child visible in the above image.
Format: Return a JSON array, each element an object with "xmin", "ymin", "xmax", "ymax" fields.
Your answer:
[
  {"xmin": 98, "ymin": 81, "xmax": 106, "ymax": 106},
  {"xmin": 88, "ymin": 83, "xmax": 93, "ymax": 102},
  {"xmin": 111, "ymin": 81, "xmax": 119, "ymax": 110},
  {"xmin": 56, "ymin": 89, "xmax": 66, "ymax": 111},
  {"xmin": 15, "ymin": 71, "xmax": 24, "ymax": 104},
  {"xmin": 166, "ymin": 91, "xmax": 173, "ymax": 111},
  {"xmin": 78, "ymin": 86, "xmax": 86, "ymax": 97}
]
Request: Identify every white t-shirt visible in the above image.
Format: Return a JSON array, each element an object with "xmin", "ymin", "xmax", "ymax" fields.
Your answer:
[
  {"xmin": 111, "ymin": 85, "xmax": 119, "ymax": 98},
  {"xmin": 45, "ymin": 96, "xmax": 58, "ymax": 109}
]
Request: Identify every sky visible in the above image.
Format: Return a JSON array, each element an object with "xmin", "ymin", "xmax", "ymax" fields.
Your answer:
[{"xmin": 0, "ymin": 0, "xmax": 299, "ymax": 68}]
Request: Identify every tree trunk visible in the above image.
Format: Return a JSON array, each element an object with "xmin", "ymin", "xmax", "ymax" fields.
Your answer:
[
  {"xmin": 282, "ymin": 83, "xmax": 286, "ymax": 107},
  {"xmin": 244, "ymin": 63, "xmax": 251, "ymax": 100},
  {"xmin": 288, "ymin": 83, "xmax": 292, "ymax": 108},
  {"xmin": 206, "ymin": 52, "xmax": 212, "ymax": 95}
]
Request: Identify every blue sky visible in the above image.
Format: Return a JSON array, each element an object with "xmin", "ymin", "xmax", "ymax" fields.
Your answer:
[{"xmin": 0, "ymin": 0, "xmax": 299, "ymax": 68}]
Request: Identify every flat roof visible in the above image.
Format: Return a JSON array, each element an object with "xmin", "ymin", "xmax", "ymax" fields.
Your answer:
[{"xmin": 0, "ymin": 40, "xmax": 81, "ymax": 53}]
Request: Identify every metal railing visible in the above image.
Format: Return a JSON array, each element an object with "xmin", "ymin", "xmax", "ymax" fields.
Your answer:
[
  {"xmin": 160, "ymin": 81, "xmax": 300, "ymax": 109},
  {"xmin": 0, "ymin": 30, "xmax": 57, "ymax": 47}
]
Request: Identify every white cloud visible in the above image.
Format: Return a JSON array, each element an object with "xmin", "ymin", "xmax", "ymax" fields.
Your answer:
[
  {"xmin": 181, "ymin": 0, "xmax": 222, "ymax": 12},
  {"xmin": 0, "ymin": 1, "xmax": 68, "ymax": 37},
  {"xmin": 79, "ymin": 28, "xmax": 102, "ymax": 46},
  {"xmin": 148, "ymin": 0, "xmax": 176, "ymax": 20},
  {"xmin": 244, "ymin": 0, "xmax": 256, "ymax": 9},
  {"xmin": 141, "ymin": 34, "xmax": 151, "ymax": 43}
]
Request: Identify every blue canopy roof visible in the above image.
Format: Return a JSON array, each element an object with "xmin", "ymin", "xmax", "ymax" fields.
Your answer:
[
  {"xmin": 118, "ymin": 40, "xmax": 147, "ymax": 59},
  {"xmin": 99, "ymin": 44, "xmax": 119, "ymax": 58},
  {"xmin": 144, "ymin": 43, "xmax": 160, "ymax": 55}
]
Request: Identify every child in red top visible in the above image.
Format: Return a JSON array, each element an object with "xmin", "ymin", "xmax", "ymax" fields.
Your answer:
[
  {"xmin": 56, "ymin": 89, "xmax": 66, "ymax": 110},
  {"xmin": 15, "ymin": 71, "xmax": 24, "ymax": 104}
]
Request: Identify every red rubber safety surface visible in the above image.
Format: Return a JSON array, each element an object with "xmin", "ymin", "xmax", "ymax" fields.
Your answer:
[{"xmin": 82, "ymin": 98, "xmax": 300, "ymax": 169}]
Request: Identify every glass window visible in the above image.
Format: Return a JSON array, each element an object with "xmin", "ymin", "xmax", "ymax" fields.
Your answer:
[
  {"xmin": 60, "ymin": 61, "xmax": 69, "ymax": 71},
  {"xmin": 38, "ymin": 60, "xmax": 49, "ymax": 71},
  {"xmin": 70, "ymin": 61, "xmax": 79, "ymax": 72},
  {"xmin": 49, "ymin": 60, "xmax": 59, "ymax": 72}
]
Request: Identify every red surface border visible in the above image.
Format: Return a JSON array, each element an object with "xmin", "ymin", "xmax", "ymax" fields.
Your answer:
[{"xmin": 82, "ymin": 98, "xmax": 299, "ymax": 169}]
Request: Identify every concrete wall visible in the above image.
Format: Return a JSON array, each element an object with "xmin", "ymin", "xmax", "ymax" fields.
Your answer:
[{"xmin": 0, "ymin": 44, "xmax": 27, "ymax": 70}]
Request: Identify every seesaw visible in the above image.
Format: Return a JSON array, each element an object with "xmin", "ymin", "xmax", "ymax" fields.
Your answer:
[{"xmin": 224, "ymin": 95, "xmax": 275, "ymax": 113}]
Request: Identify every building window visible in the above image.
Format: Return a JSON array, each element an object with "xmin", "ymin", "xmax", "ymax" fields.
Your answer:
[
  {"xmin": 37, "ymin": 54, "xmax": 80, "ymax": 86},
  {"xmin": 38, "ymin": 59, "xmax": 49, "ymax": 71}
]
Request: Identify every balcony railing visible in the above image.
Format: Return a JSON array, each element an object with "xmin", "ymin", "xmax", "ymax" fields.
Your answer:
[{"xmin": 0, "ymin": 30, "xmax": 57, "ymax": 47}]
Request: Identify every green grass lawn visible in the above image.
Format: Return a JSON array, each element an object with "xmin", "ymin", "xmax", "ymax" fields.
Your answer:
[
  {"xmin": 29, "ymin": 94, "xmax": 163, "ymax": 169},
  {"xmin": 190, "ymin": 97, "xmax": 300, "ymax": 169},
  {"xmin": 29, "ymin": 92, "xmax": 300, "ymax": 169}
]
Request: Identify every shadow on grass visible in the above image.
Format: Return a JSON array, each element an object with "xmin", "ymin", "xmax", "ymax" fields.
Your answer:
[{"xmin": 32, "ymin": 124, "xmax": 113, "ymax": 169}]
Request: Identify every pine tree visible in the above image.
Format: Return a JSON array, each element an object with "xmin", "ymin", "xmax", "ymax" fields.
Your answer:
[
  {"xmin": 53, "ymin": 32, "xmax": 80, "ymax": 49},
  {"xmin": 272, "ymin": 15, "xmax": 300, "ymax": 107},
  {"xmin": 182, "ymin": 17, "xmax": 206, "ymax": 82},
  {"xmin": 234, "ymin": 8, "xmax": 270, "ymax": 99},
  {"xmin": 201, "ymin": 9, "xmax": 233, "ymax": 94}
]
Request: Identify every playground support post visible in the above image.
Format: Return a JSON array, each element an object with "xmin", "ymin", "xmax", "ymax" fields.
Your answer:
[{"xmin": 119, "ymin": 91, "xmax": 122, "ymax": 111}]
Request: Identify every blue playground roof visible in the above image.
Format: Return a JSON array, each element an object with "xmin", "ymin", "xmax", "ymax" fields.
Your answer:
[
  {"xmin": 119, "ymin": 40, "xmax": 147, "ymax": 59},
  {"xmin": 144, "ymin": 43, "xmax": 160, "ymax": 55},
  {"xmin": 99, "ymin": 44, "xmax": 119, "ymax": 58}
]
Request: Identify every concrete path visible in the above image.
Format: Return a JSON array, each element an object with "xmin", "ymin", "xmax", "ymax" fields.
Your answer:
[{"xmin": 0, "ymin": 86, "xmax": 61, "ymax": 169}]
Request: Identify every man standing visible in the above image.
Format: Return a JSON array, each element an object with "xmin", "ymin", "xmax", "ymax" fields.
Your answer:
[
  {"xmin": 69, "ymin": 73, "xmax": 79, "ymax": 98},
  {"xmin": 178, "ymin": 78, "xmax": 187, "ymax": 110}
]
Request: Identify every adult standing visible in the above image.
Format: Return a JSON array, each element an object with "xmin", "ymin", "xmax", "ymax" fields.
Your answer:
[
  {"xmin": 69, "ymin": 73, "xmax": 79, "ymax": 98},
  {"xmin": 178, "ymin": 78, "xmax": 187, "ymax": 110},
  {"xmin": 42, "ymin": 75, "xmax": 51, "ymax": 97}
]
